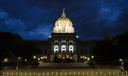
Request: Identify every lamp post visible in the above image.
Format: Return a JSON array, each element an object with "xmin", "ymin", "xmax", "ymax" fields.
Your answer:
[
  {"xmin": 3, "ymin": 58, "xmax": 8, "ymax": 63},
  {"xmin": 33, "ymin": 56, "xmax": 36, "ymax": 59},
  {"xmin": 91, "ymin": 56, "xmax": 94, "ymax": 59},
  {"xmin": 87, "ymin": 57, "xmax": 90, "ymax": 61},
  {"xmin": 3, "ymin": 58, "xmax": 9, "ymax": 67},
  {"xmin": 119, "ymin": 58, "xmax": 124, "ymax": 71},
  {"xmin": 16, "ymin": 57, "xmax": 21, "ymax": 70}
]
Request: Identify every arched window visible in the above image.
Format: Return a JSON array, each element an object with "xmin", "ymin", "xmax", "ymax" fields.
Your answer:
[
  {"xmin": 54, "ymin": 40, "xmax": 59, "ymax": 45},
  {"xmin": 69, "ymin": 40, "xmax": 73, "ymax": 44},
  {"xmin": 69, "ymin": 45, "xmax": 74, "ymax": 53},
  {"xmin": 54, "ymin": 45, "xmax": 59, "ymax": 53},
  {"xmin": 61, "ymin": 40, "xmax": 66, "ymax": 44},
  {"xmin": 61, "ymin": 45, "xmax": 66, "ymax": 52}
]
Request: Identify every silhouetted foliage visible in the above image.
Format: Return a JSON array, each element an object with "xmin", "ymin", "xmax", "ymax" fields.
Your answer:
[
  {"xmin": 93, "ymin": 32, "xmax": 128, "ymax": 65},
  {"xmin": 0, "ymin": 32, "xmax": 23, "ymax": 66},
  {"xmin": 13, "ymin": 41, "xmax": 42, "ymax": 57}
]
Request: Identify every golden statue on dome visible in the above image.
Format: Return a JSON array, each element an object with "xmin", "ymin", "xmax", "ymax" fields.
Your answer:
[{"xmin": 61, "ymin": 9, "xmax": 66, "ymax": 18}]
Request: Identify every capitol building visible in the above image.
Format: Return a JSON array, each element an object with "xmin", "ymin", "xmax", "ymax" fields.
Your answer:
[{"xmin": 29, "ymin": 9, "xmax": 96, "ymax": 63}]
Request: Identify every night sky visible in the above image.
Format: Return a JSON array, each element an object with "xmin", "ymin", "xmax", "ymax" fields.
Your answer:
[{"xmin": 0, "ymin": 0, "xmax": 128, "ymax": 40}]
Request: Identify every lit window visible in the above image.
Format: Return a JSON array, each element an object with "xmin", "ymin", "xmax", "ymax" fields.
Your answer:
[
  {"xmin": 54, "ymin": 45, "xmax": 59, "ymax": 53},
  {"xmin": 69, "ymin": 45, "xmax": 74, "ymax": 52},
  {"xmin": 61, "ymin": 45, "xmax": 66, "ymax": 52}
]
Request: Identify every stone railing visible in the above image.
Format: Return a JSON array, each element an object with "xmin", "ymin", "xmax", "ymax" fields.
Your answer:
[{"xmin": 2, "ymin": 71, "xmax": 128, "ymax": 76}]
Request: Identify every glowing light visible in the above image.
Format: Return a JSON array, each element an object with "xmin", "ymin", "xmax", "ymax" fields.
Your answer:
[
  {"xmin": 40, "ymin": 57, "xmax": 43, "ymax": 59},
  {"xmin": 84, "ymin": 57, "xmax": 87, "ymax": 59},
  {"xmin": 76, "ymin": 35, "xmax": 79, "ymax": 38},
  {"xmin": 80, "ymin": 56, "xmax": 83, "ymax": 59},
  {"xmin": 44, "ymin": 56, "xmax": 47, "ymax": 59},
  {"xmin": 82, "ymin": 56, "xmax": 84, "ymax": 58},
  {"xmin": 66, "ymin": 55, "xmax": 70, "ymax": 58},
  {"xmin": 69, "ymin": 45, "xmax": 74, "ymax": 52},
  {"xmin": 3, "ymin": 58, "xmax": 8, "ymax": 62},
  {"xmin": 18, "ymin": 57, "xmax": 21, "ymax": 60},
  {"xmin": 49, "ymin": 35, "xmax": 51, "ymax": 38},
  {"xmin": 70, "ymin": 57, "xmax": 73, "ymax": 59},
  {"xmin": 24, "ymin": 59, "xmax": 27, "ymax": 62},
  {"xmin": 61, "ymin": 45, "xmax": 66, "ymax": 52},
  {"xmin": 87, "ymin": 58, "xmax": 90, "ymax": 61},
  {"xmin": 119, "ymin": 58, "xmax": 123, "ymax": 62},
  {"xmin": 38, "ymin": 58, "xmax": 40, "ymax": 61},
  {"xmin": 91, "ymin": 56, "xmax": 94, "ymax": 59},
  {"xmin": 33, "ymin": 56, "xmax": 36, "ymax": 59},
  {"xmin": 53, "ymin": 9, "xmax": 75, "ymax": 33},
  {"xmin": 63, "ymin": 57, "xmax": 65, "ymax": 59},
  {"xmin": 54, "ymin": 45, "xmax": 59, "ymax": 53}
]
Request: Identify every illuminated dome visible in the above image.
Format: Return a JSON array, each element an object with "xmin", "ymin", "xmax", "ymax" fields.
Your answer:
[{"xmin": 53, "ymin": 9, "xmax": 75, "ymax": 33}]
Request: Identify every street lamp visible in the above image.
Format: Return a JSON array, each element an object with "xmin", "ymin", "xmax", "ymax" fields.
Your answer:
[
  {"xmin": 84, "ymin": 57, "xmax": 87, "ymax": 59},
  {"xmin": 16, "ymin": 57, "xmax": 21, "ymax": 70},
  {"xmin": 38, "ymin": 58, "xmax": 40, "ymax": 61},
  {"xmin": 119, "ymin": 58, "xmax": 124, "ymax": 71},
  {"xmin": 3, "ymin": 58, "xmax": 8, "ymax": 63},
  {"xmin": 33, "ymin": 56, "xmax": 36, "ymax": 59},
  {"xmin": 40, "ymin": 57, "xmax": 43, "ymax": 60},
  {"xmin": 25, "ymin": 59, "xmax": 27, "ymax": 62},
  {"xmin": 70, "ymin": 57, "xmax": 73, "ymax": 59},
  {"xmin": 3, "ymin": 58, "xmax": 9, "ymax": 68},
  {"xmin": 119, "ymin": 58, "xmax": 123, "ymax": 62},
  {"xmin": 91, "ymin": 56, "xmax": 94, "ymax": 59},
  {"xmin": 18, "ymin": 57, "xmax": 21, "ymax": 60},
  {"xmin": 87, "ymin": 57, "xmax": 90, "ymax": 61}
]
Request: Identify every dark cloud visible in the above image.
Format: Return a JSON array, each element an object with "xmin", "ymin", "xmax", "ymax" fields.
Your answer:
[{"xmin": 0, "ymin": 0, "xmax": 128, "ymax": 40}]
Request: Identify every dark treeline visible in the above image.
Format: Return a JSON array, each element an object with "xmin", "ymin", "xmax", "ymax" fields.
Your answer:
[
  {"xmin": 93, "ymin": 32, "xmax": 128, "ymax": 66},
  {"xmin": 0, "ymin": 32, "xmax": 42, "ymax": 66}
]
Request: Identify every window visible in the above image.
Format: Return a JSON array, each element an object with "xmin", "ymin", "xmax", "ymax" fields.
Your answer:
[
  {"xmin": 54, "ymin": 45, "xmax": 59, "ymax": 53},
  {"xmin": 69, "ymin": 40, "xmax": 73, "ymax": 45},
  {"xmin": 61, "ymin": 40, "xmax": 66, "ymax": 44},
  {"xmin": 61, "ymin": 45, "xmax": 66, "ymax": 52},
  {"xmin": 54, "ymin": 40, "xmax": 59, "ymax": 45},
  {"xmin": 69, "ymin": 45, "xmax": 74, "ymax": 52}
]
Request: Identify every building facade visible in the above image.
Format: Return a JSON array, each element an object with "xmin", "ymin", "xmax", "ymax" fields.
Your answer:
[
  {"xmin": 48, "ymin": 9, "xmax": 82, "ymax": 62},
  {"xmin": 28, "ymin": 10, "xmax": 97, "ymax": 63}
]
